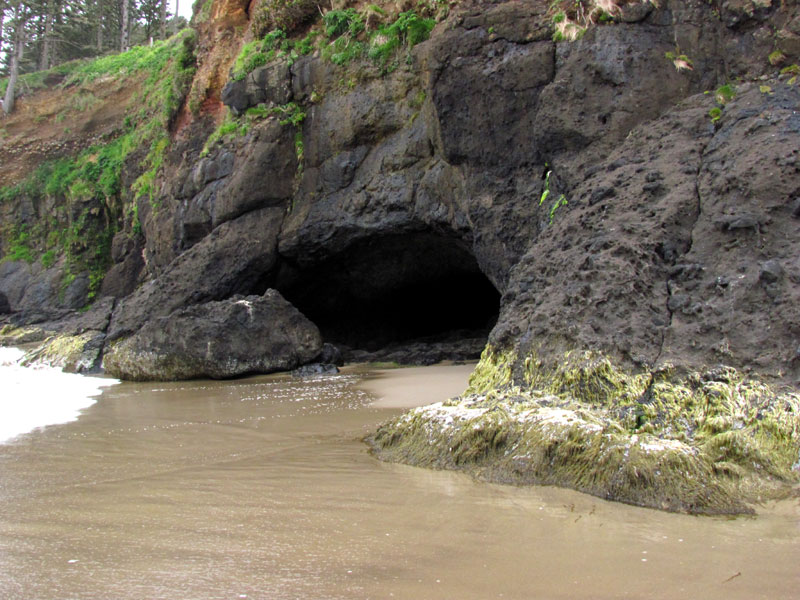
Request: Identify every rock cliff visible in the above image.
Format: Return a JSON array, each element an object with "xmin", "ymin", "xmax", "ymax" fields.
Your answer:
[{"xmin": 1, "ymin": 0, "xmax": 799, "ymax": 512}]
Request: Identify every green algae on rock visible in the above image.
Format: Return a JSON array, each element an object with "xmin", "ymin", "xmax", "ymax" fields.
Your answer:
[
  {"xmin": 20, "ymin": 332, "xmax": 105, "ymax": 373},
  {"xmin": 369, "ymin": 347, "xmax": 800, "ymax": 515},
  {"xmin": 0, "ymin": 325, "xmax": 49, "ymax": 346}
]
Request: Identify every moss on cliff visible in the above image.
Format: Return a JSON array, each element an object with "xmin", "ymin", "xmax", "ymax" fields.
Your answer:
[{"xmin": 371, "ymin": 345, "xmax": 800, "ymax": 515}]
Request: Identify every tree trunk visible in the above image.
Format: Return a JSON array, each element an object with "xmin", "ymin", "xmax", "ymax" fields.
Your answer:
[
  {"xmin": 95, "ymin": 0, "xmax": 103, "ymax": 52},
  {"xmin": 3, "ymin": 4, "xmax": 25, "ymax": 116},
  {"xmin": 0, "ymin": 3, "xmax": 6, "ymax": 52},
  {"xmin": 120, "ymin": 0, "xmax": 129, "ymax": 51},
  {"xmin": 39, "ymin": 0, "xmax": 54, "ymax": 71},
  {"xmin": 160, "ymin": 0, "xmax": 167, "ymax": 39}
]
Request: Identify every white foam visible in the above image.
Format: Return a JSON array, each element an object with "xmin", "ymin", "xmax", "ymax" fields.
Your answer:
[
  {"xmin": 0, "ymin": 347, "xmax": 118, "ymax": 443},
  {"xmin": 0, "ymin": 347, "xmax": 25, "ymax": 366}
]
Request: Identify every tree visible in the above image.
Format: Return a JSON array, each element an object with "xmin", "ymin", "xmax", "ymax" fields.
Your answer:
[
  {"xmin": 96, "ymin": 0, "xmax": 105, "ymax": 51},
  {"xmin": 0, "ymin": 1, "xmax": 6, "ymax": 53},
  {"xmin": 38, "ymin": 0, "xmax": 55, "ymax": 71},
  {"xmin": 120, "ymin": 0, "xmax": 129, "ymax": 51},
  {"xmin": 137, "ymin": 0, "xmax": 161, "ymax": 41},
  {"xmin": 3, "ymin": 1, "xmax": 30, "ymax": 115},
  {"xmin": 0, "ymin": 0, "xmax": 184, "ymax": 90}
]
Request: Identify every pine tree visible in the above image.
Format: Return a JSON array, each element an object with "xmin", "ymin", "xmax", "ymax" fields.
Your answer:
[
  {"xmin": 120, "ymin": 0, "xmax": 129, "ymax": 51},
  {"xmin": 3, "ymin": 0, "xmax": 28, "ymax": 115},
  {"xmin": 39, "ymin": 0, "xmax": 54, "ymax": 70}
]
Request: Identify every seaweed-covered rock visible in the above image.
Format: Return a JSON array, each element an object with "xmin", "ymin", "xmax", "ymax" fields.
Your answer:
[
  {"xmin": 21, "ymin": 331, "xmax": 106, "ymax": 373},
  {"xmin": 369, "ymin": 347, "xmax": 800, "ymax": 515},
  {"xmin": 0, "ymin": 324, "xmax": 48, "ymax": 345},
  {"xmin": 103, "ymin": 290, "xmax": 322, "ymax": 381}
]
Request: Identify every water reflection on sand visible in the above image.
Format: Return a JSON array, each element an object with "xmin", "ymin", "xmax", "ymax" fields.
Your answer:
[{"xmin": 0, "ymin": 364, "xmax": 797, "ymax": 599}]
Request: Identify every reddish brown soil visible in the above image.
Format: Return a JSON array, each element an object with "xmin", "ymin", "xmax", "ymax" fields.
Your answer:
[{"xmin": 0, "ymin": 78, "xmax": 140, "ymax": 188}]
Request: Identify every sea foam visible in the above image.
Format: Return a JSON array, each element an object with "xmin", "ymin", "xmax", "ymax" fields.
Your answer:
[{"xmin": 0, "ymin": 347, "xmax": 118, "ymax": 443}]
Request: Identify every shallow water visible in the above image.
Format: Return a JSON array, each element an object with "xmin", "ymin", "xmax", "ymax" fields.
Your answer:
[{"xmin": 0, "ymin": 364, "xmax": 798, "ymax": 599}]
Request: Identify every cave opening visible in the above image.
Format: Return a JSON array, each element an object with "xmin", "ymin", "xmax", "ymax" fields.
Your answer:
[{"xmin": 273, "ymin": 233, "xmax": 500, "ymax": 362}]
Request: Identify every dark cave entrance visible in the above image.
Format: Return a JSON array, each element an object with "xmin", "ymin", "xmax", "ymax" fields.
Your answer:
[{"xmin": 273, "ymin": 233, "xmax": 500, "ymax": 362}]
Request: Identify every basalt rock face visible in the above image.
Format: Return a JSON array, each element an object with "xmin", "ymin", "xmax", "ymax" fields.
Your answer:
[
  {"xmin": 491, "ymin": 82, "xmax": 800, "ymax": 383},
  {"xmin": 0, "ymin": 292, "xmax": 10, "ymax": 314},
  {"xmin": 4, "ymin": 0, "xmax": 798, "ymax": 380},
  {"xmin": 3, "ymin": 1, "xmax": 798, "ymax": 372},
  {"xmin": 107, "ymin": 207, "xmax": 285, "ymax": 340}
]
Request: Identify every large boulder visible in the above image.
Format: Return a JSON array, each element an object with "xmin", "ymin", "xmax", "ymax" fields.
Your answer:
[
  {"xmin": 107, "ymin": 207, "xmax": 284, "ymax": 340},
  {"xmin": 103, "ymin": 290, "xmax": 322, "ymax": 381}
]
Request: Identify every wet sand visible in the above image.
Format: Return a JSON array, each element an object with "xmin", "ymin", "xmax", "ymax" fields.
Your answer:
[
  {"xmin": 0, "ymin": 366, "xmax": 798, "ymax": 599},
  {"xmin": 355, "ymin": 362, "xmax": 475, "ymax": 408}
]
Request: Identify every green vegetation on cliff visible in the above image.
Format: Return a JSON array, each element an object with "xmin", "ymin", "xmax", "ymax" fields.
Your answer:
[
  {"xmin": 550, "ymin": 0, "xmax": 656, "ymax": 42},
  {"xmin": 212, "ymin": 7, "xmax": 438, "ymax": 161},
  {"xmin": 231, "ymin": 6, "xmax": 436, "ymax": 85},
  {"xmin": 0, "ymin": 30, "xmax": 196, "ymax": 302}
]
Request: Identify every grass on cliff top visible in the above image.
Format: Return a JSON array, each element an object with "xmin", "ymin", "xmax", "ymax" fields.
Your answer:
[
  {"xmin": 2, "ymin": 30, "xmax": 195, "ymax": 205},
  {"xmin": 0, "ymin": 61, "xmax": 80, "ymax": 98},
  {"xmin": 0, "ymin": 30, "xmax": 197, "ymax": 302},
  {"xmin": 550, "ymin": 0, "xmax": 657, "ymax": 42},
  {"xmin": 1, "ymin": 33, "xmax": 193, "ymax": 98},
  {"xmin": 230, "ymin": 4, "xmax": 439, "ymax": 85}
]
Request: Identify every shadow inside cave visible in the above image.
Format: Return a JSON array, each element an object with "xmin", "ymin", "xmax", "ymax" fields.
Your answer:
[{"xmin": 270, "ymin": 232, "xmax": 500, "ymax": 364}]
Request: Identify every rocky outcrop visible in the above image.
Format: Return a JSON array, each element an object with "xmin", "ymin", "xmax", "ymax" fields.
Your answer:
[
  {"xmin": 221, "ymin": 62, "xmax": 292, "ymax": 115},
  {"xmin": 107, "ymin": 207, "xmax": 284, "ymax": 340},
  {"xmin": 372, "ymin": 78, "xmax": 800, "ymax": 514},
  {"xmin": 0, "ymin": 296, "xmax": 115, "ymax": 373},
  {"xmin": 0, "ymin": 259, "xmax": 91, "ymax": 313},
  {"xmin": 103, "ymin": 290, "xmax": 322, "ymax": 380}
]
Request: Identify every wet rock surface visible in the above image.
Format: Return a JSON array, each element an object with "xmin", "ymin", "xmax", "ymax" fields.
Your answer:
[
  {"xmin": 342, "ymin": 336, "xmax": 488, "ymax": 367},
  {"xmin": 291, "ymin": 363, "xmax": 340, "ymax": 377}
]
